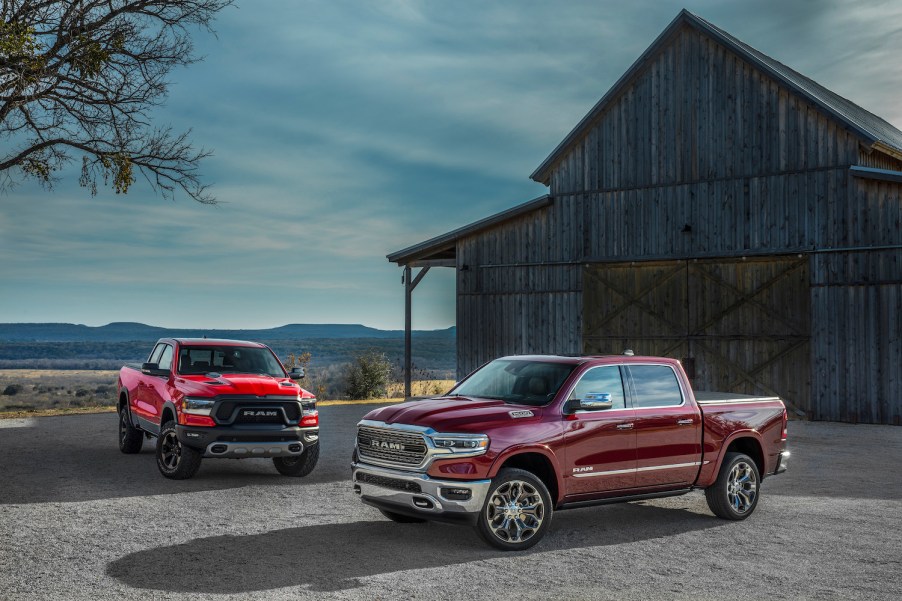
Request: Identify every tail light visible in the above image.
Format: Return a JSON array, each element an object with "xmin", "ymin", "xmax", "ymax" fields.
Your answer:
[{"xmin": 781, "ymin": 409, "xmax": 788, "ymax": 441}]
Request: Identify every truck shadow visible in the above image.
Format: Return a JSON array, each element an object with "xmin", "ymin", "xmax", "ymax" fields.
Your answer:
[
  {"xmin": 0, "ymin": 412, "xmax": 351, "ymax": 505},
  {"xmin": 107, "ymin": 504, "xmax": 720, "ymax": 594}
]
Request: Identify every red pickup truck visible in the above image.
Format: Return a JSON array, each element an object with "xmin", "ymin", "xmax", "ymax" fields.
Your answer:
[
  {"xmin": 117, "ymin": 338, "xmax": 319, "ymax": 479},
  {"xmin": 352, "ymin": 354, "xmax": 788, "ymax": 550}
]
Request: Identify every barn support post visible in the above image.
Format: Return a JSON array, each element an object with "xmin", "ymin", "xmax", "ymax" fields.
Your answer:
[{"xmin": 404, "ymin": 265, "xmax": 431, "ymax": 398}]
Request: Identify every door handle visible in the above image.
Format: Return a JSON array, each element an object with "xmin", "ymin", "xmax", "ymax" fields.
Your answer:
[
  {"xmin": 677, "ymin": 419, "xmax": 694, "ymax": 425},
  {"xmin": 616, "ymin": 423, "xmax": 634, "ymax": 430}
]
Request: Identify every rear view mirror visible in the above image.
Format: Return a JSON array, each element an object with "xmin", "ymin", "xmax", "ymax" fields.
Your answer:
[
  {"xmin": 141, "ymin": 362, "xmax": 170, "ymax": 377},
  {"xmin": 289, "ymin": 367, "xmax": 305, "ymax": 380},
  {"xmin": 578, "ymin": 392, "xmax": 613, "ymax": 411}
]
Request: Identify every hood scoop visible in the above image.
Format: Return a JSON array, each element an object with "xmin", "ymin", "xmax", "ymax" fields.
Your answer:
[{"xmin": 203, "ymin": 372, "xmax": 231, "ymax": 385}]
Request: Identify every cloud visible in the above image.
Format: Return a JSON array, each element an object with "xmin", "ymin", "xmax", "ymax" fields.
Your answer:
[{"xmin": 3, "ymin": 0, "xmax": 902, "ymax": 330}]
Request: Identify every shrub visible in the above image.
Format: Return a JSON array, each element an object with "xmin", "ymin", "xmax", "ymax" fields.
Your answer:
[
  {"xmin": 2, "ymin": 384, "xmax": 24, "ymax": 396},
  {"xmin": 346, "ymin": 350, "xmax": 392, "ymax": 400},
  {"xmin": 75, "ymin": 389, "xmax": 90, "ymax": 398}
]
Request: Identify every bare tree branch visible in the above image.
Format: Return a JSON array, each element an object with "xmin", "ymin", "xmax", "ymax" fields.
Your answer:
[{"xmin": 0, "ymin": 0, "xmax": 231, "ymax": 202}]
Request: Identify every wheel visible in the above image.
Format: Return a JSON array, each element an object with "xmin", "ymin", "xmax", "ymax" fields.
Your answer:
[
  {"xmin": 475, "ymin": 468, "xmax": 553, "ymax": 551},
  {"xmin": 156, "ymin": 420, "xmax": 203, "ymax": 479},
  {"xmin": 118, "ymin": 403, "xmax": 143, "ymax": 454},
  {"xmin": 273, "ymin": 443, "xmax": 319, "ymax": 477},
  {"xmin": 705, "ymin": 452, "xmax": 760, "ymax": 520},
  {"xmin": 379, "ymin": 509, "xmax": 427, "ymax": 523}
]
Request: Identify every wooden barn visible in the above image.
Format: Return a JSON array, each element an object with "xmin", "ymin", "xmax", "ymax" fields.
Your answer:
[{"xmin": 388, "ymin": 9, "xmax": 902, "ymax": 425}]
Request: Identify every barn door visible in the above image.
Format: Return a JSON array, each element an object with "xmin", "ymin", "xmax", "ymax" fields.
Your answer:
[{"xmin": 583, "ymin": 257, "xmax": 809, "ymax": 413}]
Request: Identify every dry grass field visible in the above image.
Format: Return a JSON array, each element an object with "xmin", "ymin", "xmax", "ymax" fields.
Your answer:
[
  {"xmin": 385, "ymin": 379, "xmax": 456, "ymax": 398},
  {"xmin": 0, "ymin": 369, "xmax": 119, "ymax": 413},
  {"xmin": 0, "ymin": 370, "xmax": 456, "ymax": 417}
]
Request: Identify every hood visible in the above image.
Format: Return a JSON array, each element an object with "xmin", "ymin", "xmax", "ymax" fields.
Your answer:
[
  {"xmin": 363, "ymin": 396, "xmax": 542, "ymax": 432},
  {"xmin": 176, "ymin": 374, "xmax": 314, "ymax": 399}
]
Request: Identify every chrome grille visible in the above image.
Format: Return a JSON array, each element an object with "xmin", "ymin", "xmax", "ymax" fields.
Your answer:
[{"xmin": 357, "ymin": 426, "xmax": 427, "ymax": 467}]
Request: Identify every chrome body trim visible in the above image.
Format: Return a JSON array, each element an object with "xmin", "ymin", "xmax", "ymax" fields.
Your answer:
[
  {"xmin": 572, "ymin": 461, "xmax": 702, "ymax": 478},
  {"xmin": 355, "ymin": 419, "xmax": 488, "ymax": 472},
  {"xmin": 352, "ymin": 461, "xmax": 491, "ymax": 515}
]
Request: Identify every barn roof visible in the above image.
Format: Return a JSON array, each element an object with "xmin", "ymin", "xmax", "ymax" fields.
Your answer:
[
  {"xmin": 387, "ymin": 194, "xmax": 552, "ymax": 266},
  {"xmin": 531, "ymin": 9, "xmax": 902, "ymax": 184}
]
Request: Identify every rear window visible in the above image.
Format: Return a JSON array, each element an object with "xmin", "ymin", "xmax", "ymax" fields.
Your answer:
[{"xmin": 629, "ymin": 364, "xmax": 683, "ymax": 408}]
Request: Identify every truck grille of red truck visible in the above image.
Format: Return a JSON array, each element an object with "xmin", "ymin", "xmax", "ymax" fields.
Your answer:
[{"xmin": 357, "ymin": 426, "xmax": 428, "ymax": 467}]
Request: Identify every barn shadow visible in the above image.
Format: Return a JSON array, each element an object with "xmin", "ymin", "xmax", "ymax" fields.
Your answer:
[{"xmin": 107, "ymin": 503, "xmax": 720, "ymax": 594}]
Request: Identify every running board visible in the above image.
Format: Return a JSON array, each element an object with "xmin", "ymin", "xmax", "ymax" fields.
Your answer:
[{"xmin": 559, "ymin": 488, "xmax": 692, "ymax": 511}]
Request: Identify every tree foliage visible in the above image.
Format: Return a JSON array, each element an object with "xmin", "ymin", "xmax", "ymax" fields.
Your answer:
[
  {"xmin": 346, "ymin": 349, "xmax": 393, "ymax": 400},
  {"xmin": 0, "ymin": 0, "xmax": 232, "ymax": 202}
]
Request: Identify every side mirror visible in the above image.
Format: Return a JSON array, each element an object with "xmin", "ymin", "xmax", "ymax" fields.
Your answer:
[
  {"xmin": 289, "ymin": 367, "xmax": 305, "ymax": 380},
  {"xmin": 576, "ymin": 392, "xmax": 613, "ymax": 411},
  {"xmin": 141, "ymin": 362, "xmax": 170, "ymax": 377}
]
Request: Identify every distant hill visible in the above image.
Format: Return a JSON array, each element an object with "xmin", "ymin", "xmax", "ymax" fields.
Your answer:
[{"xmin": 0, "ymin": 322, "xmax": 456, "ymax": 342}]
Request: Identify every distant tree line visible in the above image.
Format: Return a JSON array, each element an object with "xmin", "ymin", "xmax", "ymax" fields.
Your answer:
[{"xmin": 0, "ymin": 337, "xmax": 456, "ymax": 372}]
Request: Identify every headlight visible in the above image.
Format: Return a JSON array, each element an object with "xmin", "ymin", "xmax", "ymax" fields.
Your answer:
[
  {"xmin": 430, "ymin": 433, "xmax": 489, "ymax": 453},
  {"xmin": 183, "ymin": 397, "xmax": 215, "ymax": 416}
]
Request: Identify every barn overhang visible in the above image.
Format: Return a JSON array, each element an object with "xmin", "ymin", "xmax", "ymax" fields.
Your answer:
[{"xmin": 386, "ymin": 194, "xmax": 553, "ymax": 397}]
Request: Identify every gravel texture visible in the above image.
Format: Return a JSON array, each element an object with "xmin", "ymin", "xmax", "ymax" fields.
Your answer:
[{"xmin": 0, "ymin": 411, "xmax": 900, "ymax": 600}]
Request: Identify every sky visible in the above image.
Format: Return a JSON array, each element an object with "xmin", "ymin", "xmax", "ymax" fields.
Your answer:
[{"xmin": 2, "ymin": 0, "xmax": 902, "ymax": 331}]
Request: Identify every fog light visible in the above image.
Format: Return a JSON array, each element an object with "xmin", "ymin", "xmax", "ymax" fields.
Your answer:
[{"xmin": 441, "ymin": 487, "xmax": 472, "ymax": 501}]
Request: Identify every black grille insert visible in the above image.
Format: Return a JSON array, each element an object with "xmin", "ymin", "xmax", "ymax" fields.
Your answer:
[{"xmin": 356, "ymin": 472, "xmax": 422, "ymax": 493}]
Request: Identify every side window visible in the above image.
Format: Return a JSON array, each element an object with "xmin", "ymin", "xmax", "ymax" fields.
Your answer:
[
  {"xmin": 569, "ymin": 366, "xmax": 626, "ymax": 409},
  {"xmin": 157, "ymin": 345, "xmax": 174, "ymax": 372},
  {"xmin": 148, "ymin": 344, "xmax": 165, "ymax": 365},
  {"xmin": 629, "ymin": 365, "xmax": 683, "ymax": 408}
]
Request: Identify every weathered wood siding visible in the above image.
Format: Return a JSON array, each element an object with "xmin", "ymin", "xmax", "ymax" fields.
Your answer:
[
  {"xmin": 452, "ymin": 23, "xmax": 902, "ymax": 423},
  {"xmin": 455, "ymin": 206, "xmax": 582, "ymax": 377},
  {"xmin": 549, "ymin": 27, "xmax": 861, "ymax": 195}
]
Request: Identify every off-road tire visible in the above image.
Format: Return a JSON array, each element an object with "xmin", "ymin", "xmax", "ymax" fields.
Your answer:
[
  {"xmin": 156, "ymin": 420, "xmax": 203, "ymax": 479},
  {"xmin": 273, "ymin": 443, "xmax": 319, "ymax": 477},
  {"xmin": 118, "ymin": 403, "xmax": 144, "ymax": 454},
  {"xmin": 379, "ymin": 509, "xmax": 427, "ymax": 523},
  {"xmin": 705, "ymin": 452, "xmax": 761, "ymax": 520},
  {"xmin": 475, "ymin": 468, "xmax": 553, "ymax": 551}
]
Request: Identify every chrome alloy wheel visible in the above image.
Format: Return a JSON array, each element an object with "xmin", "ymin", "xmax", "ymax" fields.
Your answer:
[
  {"xmin": 159, "ymin": 431, "xmax": 182, "ymax": 470},
  {"xmin": 727, "ymin": 460, "xmax": 758, "ymax": 514},
  {"xmin": 485, "ymin": 479, "xmax": 545, "ymax": 544}
]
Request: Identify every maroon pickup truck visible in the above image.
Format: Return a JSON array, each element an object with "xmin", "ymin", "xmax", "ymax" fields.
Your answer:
[
  {"xmin": 117, "ymin": 338, "xmax": 319, "ymax": 479},
  {"xmin": 352, "ymin": 354, "xmax": 788, "ymax": 550}
]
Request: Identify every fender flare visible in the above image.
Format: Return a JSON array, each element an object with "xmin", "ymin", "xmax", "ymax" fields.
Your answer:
[
  {"xmin": 487, "ymin": 444, "xmax": 565, "ymax": 504},
  {"xmin": 709, "ymin": 429, "xmax": 765, "ymax": 477},
  {"xmin": 160, "ymin": 400, "xmax": 179, "ymax": 426}
]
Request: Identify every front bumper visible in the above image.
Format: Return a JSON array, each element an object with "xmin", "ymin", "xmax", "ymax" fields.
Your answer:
[
  {"xmin": 352, "ymin": 461, "xmax": 491, "ymax": 523},
  {"xmin": 176, "ymin": 424, "xmax": 319, "ymax": 458}
]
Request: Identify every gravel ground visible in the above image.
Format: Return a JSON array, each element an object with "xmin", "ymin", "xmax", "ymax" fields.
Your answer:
[{"xmin": 1, "ymin": 411, "xmax": 900, "ymax": 600}]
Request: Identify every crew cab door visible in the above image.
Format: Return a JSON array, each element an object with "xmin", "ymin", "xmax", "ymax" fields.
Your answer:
[
  {"xmin": 626, "ymin": 364, "xmax": 702, "ymax": 488},
  {"xmin": 142, "ymin": 343, "xmax": 174, "ymax": 429},
  {"xmin": 132, "ymin": 343, "xmax": 165, "ymax": 424},
  {"xmin": 562, "ymin": 365, "xmax": 637, "ymax": 496}
]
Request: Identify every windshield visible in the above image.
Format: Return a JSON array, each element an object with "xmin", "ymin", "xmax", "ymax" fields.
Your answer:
[
  {"xmin": 450, "ymin": 359, "xmax": 577, "ymax": 406},
  {"xmin": 177, "ymin": 346, "xmax": 286, "ymax": 377}
]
